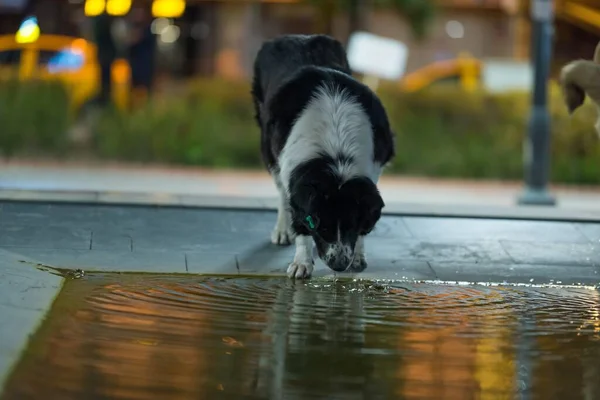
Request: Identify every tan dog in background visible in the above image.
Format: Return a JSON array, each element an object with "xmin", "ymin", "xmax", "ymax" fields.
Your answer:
[{"xmin": 560, "ymin": 41, "xmax": 600, "ymax": 136}]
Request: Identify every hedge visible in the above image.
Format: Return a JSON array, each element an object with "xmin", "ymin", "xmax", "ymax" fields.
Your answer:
[
  {"xmin": 1, "ymin": 78, "xmax": 599, "ymax": 184},
  {"xmin": 0, "ymin": 79, "xmax": 71, "ymax": 157}
]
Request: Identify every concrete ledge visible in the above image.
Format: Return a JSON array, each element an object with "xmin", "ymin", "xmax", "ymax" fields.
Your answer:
[
  {"xmin": 2, "ymin": 189, "xmax": 600, "ymax": 222},
  {"xmin": 0, "ymin": 249, "xmax": 63, "ymax": 395}
]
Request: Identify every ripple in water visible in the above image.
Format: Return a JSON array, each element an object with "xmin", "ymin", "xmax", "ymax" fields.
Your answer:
[{"xmin": 4, "ymin": 274, "xmax": 600, "ymax": 400}]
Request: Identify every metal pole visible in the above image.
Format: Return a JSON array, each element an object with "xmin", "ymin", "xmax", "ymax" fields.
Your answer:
[
  {"xmin": 517, "ymin": 0, "xmax": 556, "ymax": 206},
  {"xmin": 348, "ymin": 0, "xmax": 368, "ymax": 39}
]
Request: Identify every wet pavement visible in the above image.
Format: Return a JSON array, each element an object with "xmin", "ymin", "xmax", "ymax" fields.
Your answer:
[
  {"xmin": 2, "ymin": 274, "xmax": 600, "ymax": 399},
  {"xmin": 0, "ymin": 201, "xmax": 599, "ymax": 284},
  {"xmin": 1, "ymin": 200, "xmax": 600, "ymax": 398}
]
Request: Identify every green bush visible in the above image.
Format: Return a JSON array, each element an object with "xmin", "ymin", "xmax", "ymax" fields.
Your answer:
[
  {"xmin": 379, "ymin": 84, "xmax": 600, "ymax": 184},
  {"xmin": 93, "ymin": 87, "xmax": 261, "ymax": 168},
  {"xmin": 0, "ymin": 79, "xmax": 72, "ymax": 157},
  {"xmin": 2, "ymin": 78, "xmax": 600, "ymax": 184}
]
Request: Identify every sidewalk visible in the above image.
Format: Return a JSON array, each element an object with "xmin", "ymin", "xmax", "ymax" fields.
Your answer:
[
  {"xmin": 1, "ymin": 200, "xmax": 599, "ymax": 283},
  {"xmin": 2, "ymin": 161, "xmax": 600, "ymax": 220},
  {"xmin": 1, "ymin": 160, "xmax": 600, "ymax": 284},
  {"xmin": 2, "ymin": 163, "xmax": 600, "ymax": 391}
]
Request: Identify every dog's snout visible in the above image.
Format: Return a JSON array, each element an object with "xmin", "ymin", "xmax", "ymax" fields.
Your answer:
[
  {"xmin": 324, "ymin": 243, "xmax": 354, "ymax": 272},
  {"xmin": 327, "ymin": 256, "xmax": 352, "ymax": 272}
]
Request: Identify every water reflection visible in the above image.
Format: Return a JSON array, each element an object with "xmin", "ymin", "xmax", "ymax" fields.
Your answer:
[{"xmin": 3, "ymin": 275, "xmax": 600, "ymax": 400}]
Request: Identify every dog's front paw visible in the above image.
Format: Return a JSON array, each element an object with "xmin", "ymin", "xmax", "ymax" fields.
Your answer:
[
  {"xmin": 287, "ymin": 262, "xmax": 314, "ymax": 279},
  {"xmin": 271, "ymin": 224, "xmax": 296, "ymax": 246},
  {"xmin": 348, "ymin": 255, "xmax": 367, "ymax": 273}
]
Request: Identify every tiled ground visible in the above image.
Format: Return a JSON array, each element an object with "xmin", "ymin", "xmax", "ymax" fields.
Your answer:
[{"xmin": 1, "ymin": 201, "xmax": 599, "ymax": 285}]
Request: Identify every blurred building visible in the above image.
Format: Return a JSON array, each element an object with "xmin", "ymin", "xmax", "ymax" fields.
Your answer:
[
  {"xmin": 191, "ymin": 0, "xmax": 600, "ymax": 79},
  {"xmin": 1, "ymin": 0, "xmax": 599, "ymax": 82},
  {"xmin": 554, "ymin": 0, "xmax": 600, "ymax": 70}
]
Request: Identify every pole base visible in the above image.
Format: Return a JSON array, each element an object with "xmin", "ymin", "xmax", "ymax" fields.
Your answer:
[{"xmin": 517, "ymin": 187, "xmax": 556, "ymax": 206}]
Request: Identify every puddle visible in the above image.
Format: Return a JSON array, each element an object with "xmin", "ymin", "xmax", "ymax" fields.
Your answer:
[{"xmin": 3, "ymin": 275, "xmax": 600, "ymax": 399}]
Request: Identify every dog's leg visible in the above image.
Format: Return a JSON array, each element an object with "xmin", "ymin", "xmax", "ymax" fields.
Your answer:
[
  {"xmin": 349, "ymin": 236, "xmax": 368, "ymax": 272},
  {"xmin": 287, "ymin": 235, "xmax": 314, "ymax": 279},
  {"xmin": 271, "ymin": 174, "xmax": 295, "ymax": 245}
]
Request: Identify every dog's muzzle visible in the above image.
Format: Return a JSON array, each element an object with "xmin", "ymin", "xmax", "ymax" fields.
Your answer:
[{"xmin": 323, "ymin": 243, "xmax": 355, "ymax": 272}]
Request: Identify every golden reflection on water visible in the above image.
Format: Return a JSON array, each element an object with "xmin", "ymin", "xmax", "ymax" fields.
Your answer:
[{"xmin": 3, "ymin": 275, "xmax": 600, "ymax": 400}]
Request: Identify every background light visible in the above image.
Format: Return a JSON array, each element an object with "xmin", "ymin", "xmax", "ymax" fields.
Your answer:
[
  {"xmin": 15, "ymin": 16, "xmax": 40, "ymax": 44},
  {"xmin": 446, "ymin": 20, "xmax": 465, "ymax": 39},
  {"xmin": 152, "ymin": 0, "xmax": 185, "ymax": 18},
  {"xmin": 85, "ymin": 0, "xmax": 105, "ymax": 17},
  {"xmin": 106, "ymin": 0, "xmax": 131, "ymax": 16}
]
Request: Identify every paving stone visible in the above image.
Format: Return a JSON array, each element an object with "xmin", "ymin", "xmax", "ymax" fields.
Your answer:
[
  {"xmin": 366, "ymin": 238, "xmax": 513, "ymax": 263},
  {"xmin": 231, "ymin": 240, "xmax": 435, "ymax": 280},
  {"xmin": 2, "ymin": 248, "xmax": 187, "ymax": 273},
  {"xmin": 184, "ymin": 251, "xmax": 241, "ymax": 274},
  {"xmin": 235, "ymin": 251, "xmax": 297, "ymax": 274},
  {"xmin": 222, "ymin": 211, "xmax": 413, "ymax": 239},
  {"xmin": 235, "ymin": 253, "xmax": 434, "ymax": 281},
  {"xmin": 0, "ymin": 256, "xmax": 63, "ymax": 391},
  {"xmin": 501, "ymin": 241, "xmax": 600, "ymax": 266},
  {"xmin": 0, "ymin": 303, "xmax": 48, "ymax": 356},
  {"xmin": 90, "ymin": 230, "xmax": 134, "ymax": 251},
  {"xmin": 403, "ymin": 217, "xmax": 589, "ymax": 242},
  {"xmin": 0, "ymin": 203, "xmax": 161, "ymax": 230},
  {"xmin": 0, "ymin": 226, "xmax": 91, "ymax": 249},
  {"xmin": 1, "ymin": 202, "xmax": 97, "ymax": 224},
  {"xmin": 326, "ymin": 259, "xmax": 435, "ymax": 281},
  {"xmin": 124, "ymin": 228, "xmax": 253, "ymax": 252},
  {"xmin": 1, "ymin": 202, "xmax": 600, "ymax": 282},
  {"xmin": 576, "ymin": 223, "xmax": 600, "ymax": 243},
  {"xmin": 0, "ymin": 262, "xmax": 62, "ymax": 311},
  {"xmin": 430, "ymin": 262, "xmax": 600, "ymax": 286},
  {"xmin": 368, "ymin": 217, "xmax": 414, "ymax": 239}
]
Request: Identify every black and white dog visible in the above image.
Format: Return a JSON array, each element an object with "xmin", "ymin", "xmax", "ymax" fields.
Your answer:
[{"xmin": 251, "ymin": 34, "xmax": 395, "ymax": 279}]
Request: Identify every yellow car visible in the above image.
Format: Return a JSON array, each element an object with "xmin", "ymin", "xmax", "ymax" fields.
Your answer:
[
  {"xmin": 0, "ymin": 33, "xmax": 130, "ymax": 115},
  {"xmin": 400, "ymin": 53, "xmax": 481, "ymax": 93}
]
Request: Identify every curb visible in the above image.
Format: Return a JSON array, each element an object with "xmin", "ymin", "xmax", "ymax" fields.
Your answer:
[{"xmin": 1, "ymin": 189, "xmax": 600, "ymax": 222}]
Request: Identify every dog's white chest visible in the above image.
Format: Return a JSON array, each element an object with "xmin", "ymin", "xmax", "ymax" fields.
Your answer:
[{"xmin": 278, "ymin": 85, "xmax": 378, "ymax": 191}]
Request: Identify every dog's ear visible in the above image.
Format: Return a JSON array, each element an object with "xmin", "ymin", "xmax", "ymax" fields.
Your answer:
[
  {"xmin": 361, "ymin": 188, "xmax": 384, "ymax": 219},
  {"xmin": 357, "ymin": 188, "xmax": 384, "ymax": 235},
  {"xmin": 289, "ymin": 181, "xmax": 320, "ymax": 214},
  {"xmin": 341, "ymin": 177, "xmax": 385, "ymax": 233}
]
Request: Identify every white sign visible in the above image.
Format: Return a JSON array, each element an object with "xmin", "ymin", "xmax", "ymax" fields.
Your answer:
[
  {"xmin": 482, "ymin": 59, "xmax": 533, "ymax": 93},
  {"xmin": 347, "ymin": 32, "xmax": 408, "ymax": 81}
]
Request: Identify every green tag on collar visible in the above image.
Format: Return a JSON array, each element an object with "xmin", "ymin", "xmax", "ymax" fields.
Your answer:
[{"xmin": 305, "ymin": 215, "xmax": 315, "ymax": 229}]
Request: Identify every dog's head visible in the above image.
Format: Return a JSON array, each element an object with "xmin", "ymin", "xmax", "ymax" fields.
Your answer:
[{"xmin": 289, "ymin": 174, "xmax": 384, "ymax": 272}]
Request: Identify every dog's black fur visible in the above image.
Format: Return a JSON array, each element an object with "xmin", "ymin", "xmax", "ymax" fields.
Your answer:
[{"xmin": 251, "ymin": 34, "xmax": 395, "ymax": 276}]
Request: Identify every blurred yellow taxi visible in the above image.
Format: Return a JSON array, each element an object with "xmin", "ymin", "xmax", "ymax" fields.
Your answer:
[
  {"xmin": 400, "ymin": 53, "xmax": 481, "ymax": 93},
  {"xmin": 0, "ymin": 21, "xmax": 130, "ymax": 114}
]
